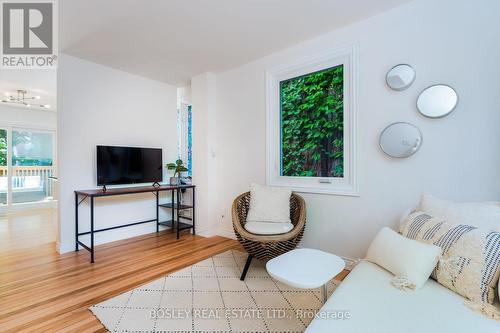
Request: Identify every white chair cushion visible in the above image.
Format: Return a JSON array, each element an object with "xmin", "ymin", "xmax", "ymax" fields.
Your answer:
[
  {"xmin": 305, "ymin": 261, "xmax": 499, "ymax": 333},
  {"xmin": 419, "ymin": 193, "xmax": 500, "ymax": 231},
  {"xmin": 246, "ymin": 183, "xmax": 291, "ymax": 223},
  {"xmin": 244, "ymin": 221, "xmax": 294, "ymax": 235},
  {"xmin": 366, "ymin": 227, "xmax": 441, "ymax": 289}
]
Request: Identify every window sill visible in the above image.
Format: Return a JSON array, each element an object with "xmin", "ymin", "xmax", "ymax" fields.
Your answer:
[{"xmin": 267, "ymin": 181, "xmax": 359, "ymax": 197}]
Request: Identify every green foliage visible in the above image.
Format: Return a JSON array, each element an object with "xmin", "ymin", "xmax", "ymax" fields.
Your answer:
[
  {"xmin": 166, "ymin": 159, "xmax": 188, "ymax": 177},
  {"xmin": 280, "ymin": 65, "xmax": 344, "ymax": 177},
  {"xmin": 11, "ymin": 130, "xmax": 53, "ymax": 166}
]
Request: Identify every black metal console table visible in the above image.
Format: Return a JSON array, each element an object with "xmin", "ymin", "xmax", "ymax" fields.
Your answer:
[{"xmin": 75, "ymin": 184, "xmax": 195, "ymax": 263}]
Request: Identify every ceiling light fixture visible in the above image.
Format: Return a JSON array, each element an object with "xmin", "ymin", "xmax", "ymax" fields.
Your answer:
[{"xmin": 1, "ymin": 89, "xmax": 49, "ymax": 109}]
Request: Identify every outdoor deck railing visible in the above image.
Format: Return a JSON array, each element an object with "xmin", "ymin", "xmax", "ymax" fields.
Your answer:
[{"xmin": 0, "ymin": 166, "xmax": 54, "ymax": 198}]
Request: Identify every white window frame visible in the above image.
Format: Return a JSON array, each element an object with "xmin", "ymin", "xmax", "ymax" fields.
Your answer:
[{"xmin": 266, "ymin": 44, "xmax": 358, "ymax": 196}]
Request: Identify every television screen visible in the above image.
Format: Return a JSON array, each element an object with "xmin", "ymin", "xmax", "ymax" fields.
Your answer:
[{"xmin": 96, "ymin": 145, "xmax": 162, "ymax": 186}]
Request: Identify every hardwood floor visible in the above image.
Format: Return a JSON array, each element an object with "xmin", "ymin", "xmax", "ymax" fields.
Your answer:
[
  {"xmin": 0, "ymin": 208, "xmax": 57, "ymax": 251},
  {"xmin": 0, "ymin": 225, "xmax": 239, "ymax": 332},
  {"xmin": 0, "ymin": 210, "xmax": 350, "ymax": 333}
]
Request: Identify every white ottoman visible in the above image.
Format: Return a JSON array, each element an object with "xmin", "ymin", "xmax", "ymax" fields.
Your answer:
[{"xmin": 266, "ymin": 248, "xmax": 345, "ymax": 302}]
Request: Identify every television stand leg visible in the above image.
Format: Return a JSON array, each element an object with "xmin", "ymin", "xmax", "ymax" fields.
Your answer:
[
  {"xmin": 102, "ymin": 184, "xmax": 107, "ymax": 192},
  {"xmin": 152, "ymin": 182, "xmax": 160, "ymax": 187}
]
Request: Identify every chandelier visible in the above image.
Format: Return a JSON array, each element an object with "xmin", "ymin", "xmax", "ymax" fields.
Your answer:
[{"xmin": 1, "ymin": 89, "xmax": 51, "ymax": 109}]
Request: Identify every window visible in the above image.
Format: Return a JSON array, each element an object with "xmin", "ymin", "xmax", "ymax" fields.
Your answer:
[
  {"xmin": 0, "ymin": 129, "xmax": 7, "ymax": 205},
  {"xmin": 280, "ymin": 65, "xmax": 344, "ymax": 178},
  {"xmin": 12, "ymin": 129, "xmax": 55, "ymax": 203},
  {"xmin": 266, "ymin": 45, "xmax": 358, "ymax": 195},
  {"xmin": 12, "ymin": 130, "xmax": 53, "ymax": 166},
  {"xmin": 0, "ymin": 127, "xmax": 56, "ymax": 206},
  {"xmin": 178, "ymin": 103, "xmax": 192, "ymax": 176}
]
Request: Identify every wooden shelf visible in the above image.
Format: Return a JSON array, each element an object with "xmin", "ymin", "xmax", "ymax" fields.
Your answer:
[
  {"xmin": 75, "ymin": 184, "xmax": 195, "ymax": 197},
  {"xmin": 159, "ymin": 203, "xmax": 193, "ymax": 210},
  {"xmin": 158, "ymin": 220, "xmax": 193, "ymax": 231}
]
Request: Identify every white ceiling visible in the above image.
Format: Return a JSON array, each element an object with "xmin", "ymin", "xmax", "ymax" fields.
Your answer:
[
  {"xmin": 0, "ymin": 70, "xmax": 57, "ymax": 111},
  {"xmin": 61, "ymin": 0, "xmax": 412, "ymax": 86}
]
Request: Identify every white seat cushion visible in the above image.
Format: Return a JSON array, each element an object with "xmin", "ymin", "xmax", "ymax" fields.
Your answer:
[
  {"xmin": 244, "ymin": 221, "xmax": 293, "ymax": 235},
  {"xmin": 305, "ymin": 261, "xmax": 499, "ymax": 333}
]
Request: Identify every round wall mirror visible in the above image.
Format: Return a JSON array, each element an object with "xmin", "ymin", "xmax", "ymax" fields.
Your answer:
[
  {"xmin": 386, "ymin": 64, "xmax": 416, "ymax": 91},
  {"xmin": 379, "ymin": 122, "xmax": 422, "ymax": 158},
  {"xmin": 417, "ymin": 84, "xmax": 458, "ymax": 118}
]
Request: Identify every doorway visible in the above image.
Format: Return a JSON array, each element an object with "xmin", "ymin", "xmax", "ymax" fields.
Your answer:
[{"xmin": 0, "ymin": 127, "xmax": 56, "ymax": 207}]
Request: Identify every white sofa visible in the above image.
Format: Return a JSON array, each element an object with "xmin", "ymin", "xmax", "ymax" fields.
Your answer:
[{"xmin": 305, "ymin": 260, "xmax": 499, "ymax": 333}]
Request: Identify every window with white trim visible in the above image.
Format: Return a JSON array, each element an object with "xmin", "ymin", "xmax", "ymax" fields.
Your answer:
[
  {"xmin": 266, "ymin": 45, "xmax": 358, "ymax": 195},
  {"xmin": 177, "ymin": 103, "xmax": 192, "ymax": 176}
]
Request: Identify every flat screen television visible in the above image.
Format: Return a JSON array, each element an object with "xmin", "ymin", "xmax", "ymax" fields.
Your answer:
[{"xmin": 96, "ymin": 145, "xmax": 162, "ymax": 186}]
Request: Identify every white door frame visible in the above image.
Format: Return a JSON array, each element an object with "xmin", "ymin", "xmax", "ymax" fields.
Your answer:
[{"xmin": 0, "ymin": 123, "xmax": 57, "ymax": 212}]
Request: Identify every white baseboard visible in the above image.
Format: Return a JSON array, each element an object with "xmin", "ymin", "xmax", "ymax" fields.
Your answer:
[
  {"xmin": 59, "ymin": 226, "xmax": 222, "ymax": 254},
  {"xmin": 216, "ymin": 228, "xmax": 236, "ymax": 239},
  {"xmin": 342, "ymin": 256, "xmax": 357, "ymax": 271},
  {"xmin": 196, "ymin": 229, "xmax": 216, "ymax": 238},
  {"xmin": 57, "ymin": 241, "xmax": 74, "ymax": 254}
]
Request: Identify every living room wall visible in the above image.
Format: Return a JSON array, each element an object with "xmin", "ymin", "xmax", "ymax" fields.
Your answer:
[
  {"xmin": 0, "ymin": 105, "xmax": 56, "ymax": 129},
  {"xmin": 57, "ymin": 54, "xmax": 178, "ymax": 253},
  {"xmin": 211, "ymin": 0, "xmax": 500, "ymax": 258}
]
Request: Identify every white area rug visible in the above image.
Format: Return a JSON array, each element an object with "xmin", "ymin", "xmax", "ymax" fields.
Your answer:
[{"xmin": 90, "ymin": 250, "xmax": 340, "ymax": 333}]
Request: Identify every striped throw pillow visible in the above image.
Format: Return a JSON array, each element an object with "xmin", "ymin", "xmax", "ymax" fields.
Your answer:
[{"xmin": 400, "ymin": 211, "xmax": 500, "ymax": 304}]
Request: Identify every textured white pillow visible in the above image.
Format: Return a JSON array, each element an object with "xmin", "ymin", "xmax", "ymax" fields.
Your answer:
[
  {"xmin": 420, "ymin": 193, "xmax": 500, "ymax": 231},
  {"xmin": 246, "ymin": 183, "xmax": 291, "ymax": 223},
  {"xmin": 401, "ymin": 211, "xmax": 500, "ymax": 304},
  {"xmin": 366, "ymin": 227, "xmax": 441, "ymax": 289}
]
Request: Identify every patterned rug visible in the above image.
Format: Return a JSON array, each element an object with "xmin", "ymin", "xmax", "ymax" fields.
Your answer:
[{"xmin": 90, "ymin": 250, "xmax": 340, "ymax": 333}]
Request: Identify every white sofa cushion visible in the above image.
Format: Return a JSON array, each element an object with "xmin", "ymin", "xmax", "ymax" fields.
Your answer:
[
  {"xmin": 366, "ymin": 227, "xmax": 441, "ymax": 289},
  {"xmin": 419, "ymin": 193, "xmax": 500, "ymax": 231},
  {"xmin": 401, "ymin": 211, "xmax": 500, "ymax": 304},
  {"xmin": 244, "ymin": 221, "xmax": 294, "ymax": 235},
  {"xmin": 305, "ymin": 261, "xmax": 499, "ymax": 333},
  {"xmin": 246, "ymin": 183, "xmax": 291, "ymax": 223}
]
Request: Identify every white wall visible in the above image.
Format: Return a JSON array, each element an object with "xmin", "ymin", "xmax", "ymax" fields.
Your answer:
[
  {"xmin": 57, "ymin": 54, "xmax": 178, "ymax": 253},
  {"xmin": 0, "ymin": 105, "xmax": 56, "ymax": 129},
  {"xmin": 191, "ymin": 73, "xmax": 219, "ymax": 236},
  {"xmin": 177, "ymin": 85, "xmax": 192, "ymax": 106},
  {"xmin": 210, "ymin": 0, "xmax": 500, "ymax": 258}
]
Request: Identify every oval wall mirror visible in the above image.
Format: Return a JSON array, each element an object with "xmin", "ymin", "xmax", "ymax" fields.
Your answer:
[
  {"xmin": 379, "ymin": 122, "xmax": 422, "ymax": 158},
  {"xmin": 417, "ymin": 84, "xmax": 458, "ymax": 118},
  {"xmin": 386, "ymin": 64, "xmax": 416, "ymax": 91}
]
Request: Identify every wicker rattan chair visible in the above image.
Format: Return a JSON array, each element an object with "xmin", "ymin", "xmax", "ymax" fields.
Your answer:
[{"xmin": 232, "ymin": 191, "xmax": 306, "ymax": 280}]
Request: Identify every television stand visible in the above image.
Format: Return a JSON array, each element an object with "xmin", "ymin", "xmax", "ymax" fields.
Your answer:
[
  {"xmin": 152, "ymin": 182, "xmax": 161, "ymax": 187},
  {"xmin": 74, "ymin": 184, "xmax": 196, "ymax": 263},
  {"xmin": 101, "ymin": 184, "xmax": 107, "ymax": 192}
]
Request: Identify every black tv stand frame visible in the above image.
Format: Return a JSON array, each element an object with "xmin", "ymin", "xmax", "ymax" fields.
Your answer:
[
  {"xmin": 152, "ymin": 182, "xmax": 161, "ymax": 187},
  {"xmin": 75, "ymin": 184, "xmax": 196, "ymax": 263}
]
